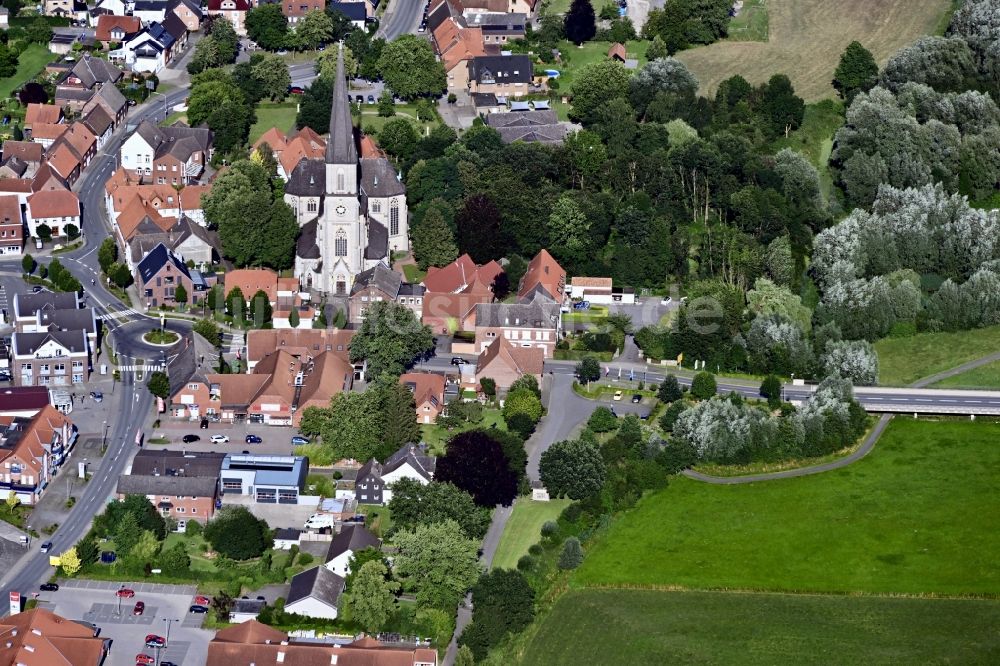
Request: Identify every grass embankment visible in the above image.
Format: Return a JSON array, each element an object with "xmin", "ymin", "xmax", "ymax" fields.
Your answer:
[
  {"xmin": 492, "ymin": 498, "xmax": 571, "ymax": 571},
  {"xmin": 874, "ymin": 324, "xmax": 1000, "ymax": 386},
  {"xmin": 932, "ymin": 361, "xmax": 1000, "ymax": 389},
  {"xmin": 0, "ymin": 45, "xmax": 52, "ymax": 99},
  {"xmin": 522, "ymin": 589, "xmax": 1000, "ymax": 665},
  {"xmin": 574, "ymin": 418, "xmax": 1000, "ymax": 595}
]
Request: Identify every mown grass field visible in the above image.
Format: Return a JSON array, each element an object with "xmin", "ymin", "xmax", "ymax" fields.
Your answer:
[
  {"xmin": 726, "ymin": 0, "xmax": 769, "ymax": 42},
  {"xmin": 492, "ymin": 498, "xmax": 571, "ymax": 571},
  {"xmin": 522, "ymin": 589, "xmax": 1000, "ymax": 665},
  {"xmin": 573, "ymin": 418, "xmax": 1000, "ymax": 595},
  {"xmin": 250, "ymin": 102, "xmax": 299, "ymax": 143},
  {"xmin": 555, "ymin": 40, "xmax": 648, "ymax": 93},
  {"xmin": 0, "ymin": 45, "xmax": 53, "ymax": 100},
  {"xmin": 875, "ymin": 325, "xmax": 1000, "ymax": 386},
  {"xmin": 676, "ymin": 0, "xmax": 952, "ymax": 101}
]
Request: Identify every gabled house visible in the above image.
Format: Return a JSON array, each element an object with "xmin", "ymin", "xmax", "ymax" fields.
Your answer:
[
  {"xmin": 330, "ymin": 1, "xmax": 367, "ymax": 28},
  {"xmin": 0, "ymin": 406, "xmax": 77, "ymax": 502},
  {"xmin": 1, "ymin": 141, "xmax": 43, "ymax": 179},
  {"xmin": 45, "ymin": 122, "xmax": 98, "ymax": 186},
  {"xmin": 0, "ymin": 609, "xmax": 107, "ymax": 664},
  {"xmin": 0, "ymin": 195, "xmax": 23, "ymax": 255},
  {"xmin": 254, "ymin": 126, "xmax": 326, "ymax": 181},
  {"xmin": 518, "ymin": 248, "xmax": 566, "ymax": 303},
  {"xmin": 23, "ymin": 104, "xmax": 63, "ymax": 140},
  {"xmin": 432, "ymin": 18, "xmax": 485, "ymax": 92},
  {"xmin": 116, "ymin": 475, "xmax": 219, "ymax": 525},
  {"xmin": 116, "ymin": 23, "xmax": 177, "ymax": 73},
  {"xmin": 11, "ymin": 330, "xmax": 90, "ymax": 387},
  {"xmin": 132, "ymin": 0, "xmax": 169, "ymax": 23},
  {"xmin": 282, "ymin": 0, "xmax": 325, "ymax": 24},
  {"xmin": 322, "ymin": 524, "xmax": 380, "ymax": 576},
  {"xmin": 136, "ymin": 243, "xmax": 194, "ymax": 309},
  {"xmin": 474, "ymin": 298, "xmax": 561, "ymax": 357},
  {"xmin": 348, "ymin": 263, "xmax": 424, "ymax": 324},
  {"xmin": 120, "ymin": 121, "xmax": 213, "ymax": 183},
  {"xmin": 285, "ymin": 566, "xmax": 345, "ymax": 620},
  {"xmin": 81, "ymin": 82, "xmax": 130, "ymax": 131},
  {"xmin": 423, "ymin": 253, "xmax": 504, "ymax": 294},
  {"xmin": 64, "ymin": 54, "xmax": 124, "ymax": 89},
  {"xmin": 95, "ymin": 14, "xmax": 142, "ymax": 48},
  {"xmin": 475, "ymin": 334, "xmax": 544, "ymax": 391},
  {"xmin": 126, "ymin": 215, "xmax": 219, "ymax": 272},
  {"xmin": 170, "ymin": 0, "xmax": 203, "ymax": 30},
  {"xmin": 207, "ymin": 0, "xmax": 251, "ymax": 35},
  {"xmin": 399, "ymin": 373, "xmax": 446, "ymax": 424},
  {"xmin": 486, "ymin": 108, "xmax": 569, "ymax": 145},
  {"xmin": 355, "ymin": 442, "xmax": 436, "ymax": 505},
  {"xmin": 81, "ymin": 105, "xmax": 115, "ymax": 150},
  {"xmin": 244, "ymin": 328, "xmax": 355, "ymax": 372},
  {"xmin": 468, "ymin": 54, "xmax": 533, "ymax": 97},
  {"xmin": 25, "ymin": 189, "xmax": 81, "ymax": 240}
]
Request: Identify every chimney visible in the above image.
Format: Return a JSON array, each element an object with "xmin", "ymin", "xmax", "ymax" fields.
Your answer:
[{"xmin": 277, "ymin": 652, "xmax": 285, "ymax": 663}]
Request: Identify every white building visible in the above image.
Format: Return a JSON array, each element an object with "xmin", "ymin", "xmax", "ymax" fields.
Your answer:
[
  {"xmin": 284, "ymin": 566, "xmax": 344, "ymax": 620},
  {"xmin": 322, "ymin": 525, "xmax": 380, "ymax": 578}
]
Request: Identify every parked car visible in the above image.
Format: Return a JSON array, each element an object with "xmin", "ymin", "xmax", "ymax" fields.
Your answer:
[
  {"xmin": 89, "ymin": 391, "xmax": 103, "ymax": 402},
  {"xmin": 40, "ymin": 583, "xmax": 59, "ymax": 591},
  {"xmin": 573, "ymin": 301, "xmax": 590, "ymax": 310},
  {"xmin": 450, "ymin": 357, "xmax": 465, "ymax": 365},
  {"xmin": 631, "ymin": 394, "xmax": 642, "ymax": 403},
  {"xmin": 245, "ymin": 434, "xmax": 262, "ymax": 444},
  {"xmin": 210, "ymin": 434, "xmax": 230, "ymax": 444},
  {"xmin": 256, "ymin": 595, "xmax": 266, "ymax": 601},
  {"xmin": 288, "ymin": 85, "xmax": 304, "ymax": 94},
  {"xmin": 613, "ymin": 390, "xmax": 623, "ymax": 401},
  {"xmin": 200, "ymin": 418, "xmax": 209, "ymax": 429},
  {"xmin": 277, "ymin": 49, "xmax": 288, "ymax": 55},
  {"xmin": 133, "ymin": 601, "xmax": 145, "ymax": 615},
  {"xmin": 660, "ymin": 296, "xmax": 672, "ymax": 306},
  {"xmin": 145, "ymin": 634, "xmax": 165, "ymax": 648},
  {"xmin": 189, "ymin": 604, "xmax": 208, "ymax": 613},
  {"xmin": 291, "ymin": 435, "xmax": 310, "ymax": 446},
  {"xmin": 40, "ymin": 541, "xmax": 52, "ymax": 553},
  {"xmin": 135, "ymin": 655, "xmax": 154, "ymax": 666},
  {"xmin": 355, "ymin": 94, "xmax": 364, "ymax": 103},
  {"xmin": 194, "ymin": 595, "xmax": 210, "ymax": 606},
  {"xmin": 182, "ymin": 434, "xmax": 200, "ymax": 443},
  {"xmin": 116, "ymin": 587, "xmax": 135, "ymax": 598},
  {"xmin": 367, "ymin": 94, "xmax": 375, "ymax": 104}
]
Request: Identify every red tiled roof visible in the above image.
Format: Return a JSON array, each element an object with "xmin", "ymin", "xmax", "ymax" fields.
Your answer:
[
  {"xmin": 27, "ymin": 189, "xmax": 80, "ymax": 219},
  {"xmin": 422, "ymin": 254, "xmax": 503, "ymax": 294},
  {"xmin": 518, "ymin": 249, "xmax": 565, "ymax": 302},
  {"xmin": 224, "ymin": 268, "xmax": 279, "ymax": 303},
  {"xmin": 25, "ymin": 104, "xmax": 61, "ymax": 126},
  {"xmin": 95, "ymin": 14, "xmax": 142, "ymax": 41}
]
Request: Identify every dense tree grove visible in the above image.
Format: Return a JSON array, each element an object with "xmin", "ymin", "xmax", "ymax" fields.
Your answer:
[{"xmin": 641, "ymin": 0, "xmax": 733, "ymax": 55}]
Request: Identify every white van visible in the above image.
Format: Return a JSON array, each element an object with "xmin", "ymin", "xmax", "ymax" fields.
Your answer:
[{"xmin": 304, "ymin": 513, "xmax": 335, "ymax": 529}]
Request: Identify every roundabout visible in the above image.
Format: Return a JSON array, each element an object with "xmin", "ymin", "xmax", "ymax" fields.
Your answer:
[{"xmin": 141, "ymin": 328, "xmax": 180, "ymax": 346}]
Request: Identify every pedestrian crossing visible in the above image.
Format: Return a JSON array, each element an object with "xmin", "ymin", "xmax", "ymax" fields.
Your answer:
[{"xmin": 117, "ymin": 364, "xmax": 165, "ymax": 372}]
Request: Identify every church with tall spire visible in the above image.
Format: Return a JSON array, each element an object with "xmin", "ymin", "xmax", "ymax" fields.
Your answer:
[{"xmin": 282, "ymin": 44, "xmax": 409, "ymax": 296}]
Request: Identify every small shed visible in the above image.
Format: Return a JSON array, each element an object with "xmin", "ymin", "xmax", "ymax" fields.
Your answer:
[{"xmin": 608, "ymin": 43, "xmax": 627, "ymax": 63}]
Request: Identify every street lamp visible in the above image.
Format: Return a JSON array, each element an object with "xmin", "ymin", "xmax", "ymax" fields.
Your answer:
[
  {"xmin": 157, "ymin": 618, "xmax": 178, "ymax": 666},
  {"xmin": 102, "ymin": 421, "xmax": 109, "ymax": 449}
]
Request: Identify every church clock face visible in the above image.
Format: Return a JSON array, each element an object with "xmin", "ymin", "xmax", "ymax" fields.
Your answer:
[{"xmin": 335, "ymin": 205, "xmax": 347, "ymax": 216}]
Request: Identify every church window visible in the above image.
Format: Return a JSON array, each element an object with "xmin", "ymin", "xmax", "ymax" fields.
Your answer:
[
  {"xmin": 337, "ymin": 170, "xmax": 345, "ymax": 192},
  {"xmin": 307, "ymin": 199, "xmax": 317, "ymax": 213},
  {"xmin": 390, "ymin": 202, "xmax": 400, "ymax": 236},
  {"xmin": 371, "ymin": 200, "xmax": 381, "ymax": 213},
  {"xmin": 335, "ymin": 230, "xmax": 348, "ymax": 257}
]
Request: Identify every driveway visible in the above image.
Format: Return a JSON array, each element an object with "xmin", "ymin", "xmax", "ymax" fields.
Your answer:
[{"xmin": 38, "ymin": 580, "xmax": 211, "ymax": 666}]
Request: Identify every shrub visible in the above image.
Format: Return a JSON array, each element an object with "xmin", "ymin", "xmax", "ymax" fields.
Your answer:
[
  {"xmin": 558, "ymin": 537, "xmax": 583, "ymax": 569},
  {"xmin": 528, "ymin": 544, "xmax": 543, "ymax": 556},
  {"xmin": 540, "ymin": 520, "xmax": 559, "ymax": 537},
  {"xmin": 297, "ymin": 552, "xmax": 314, "ymax": 565},
  {"xmin": 516, "ymin": 554, "xmax": 535, "ymax": 571}
]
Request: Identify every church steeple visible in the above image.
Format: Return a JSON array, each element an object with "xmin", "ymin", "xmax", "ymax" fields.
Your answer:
[{"xmin": 326, "ymin": 43, "xmax": 358, "ymax": 166}]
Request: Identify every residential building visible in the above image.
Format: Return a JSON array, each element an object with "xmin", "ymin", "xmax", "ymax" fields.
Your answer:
[
  {"xmin": 0, "ymin": 387, "xmax": 55, "ymax": 418},
  {"xmin": 116, "ymin": 475, "xmax": 219, "ymax": 525},
  {"xmin": 63, "ymin": 54, "xmax": 124, "ymax": 90},
  {"xmin": 95, "ymin": 14, "xmax": 142, "ymax": 47},
  {"xmin": 44, "ymin": 0, "xmax": 86, "ymax": 20},
  {"xmin": 12, "ymin": 292, "xmax": 98, "ymax": 353},
  {"xmin": 290, "ymin": 47, "xmax": 408, "ymax": 296},
  {"xmin": 207, "ymin": 0, "xmax": 251, "ymax": 35},
  {"xmin": 460, "ymin": 0, "xmax": 537, "ymax": 13},
  {"xmin": 244, "ymin": 328, "xmax": 355, "ymax": 372},
  {"xmin": 355, "ymin": 443, "xmax": 436, "ymax": 505},
  {"xmin": 170, "ymin": 0, "xmax": 203, "ymax": 30},
  {"xmin": 136, "ymin": 242, "xmax": 194, "ymax": 309},
  {"xmin": 132, "ymin": 0, "xmax": 169, "ymax": 23},
  {"xmin": 115, "ymin": 23, "xmax": 177, "ymax": 73},
  {"xmin": 104, "ymin": 167, "xmax": 210, "ymax": 240},
  {"xmin": 224, "ymin": 268, "xmax": 280, "ymax": 306},
  {"xmin": 25, "ymin": 189, "xmax": 81, "ymax": 240},
  {"xmin": 518, "ymin": 248, "xmax": 566, "ymax": 303},
  {"xmin": 468, "ymin": 54, "xmax": 533, "ymax": 97},
  {"xmin": 0, "ymin": 195, "xmax": 23, "ymax": 255},
  {"xmin": 422, "ymin": 291, "xmax": 493, "ymax": 335},
  {"xmin": 323, "ymin": 524, "xmax": 380, "ymax": 576},
  {"xmin": 80, "ymin": 105, "xmax": 115, "ymax": 150},
  {"xmin": 330, "ymin": 1, "xmax": 366, "ymax": 28},
  {"xmin": 129, "ymin": 448, "xmax": 226, "ymax": 477},
  {"xmin": 421, "ymin": 254, "xmax": 503, "ymax": 333},
  {"xmin": 0, "ymin": 608, "xmax": 109, "ymax": 665},
  {"xmin": 273, "ymin": 526, "xmax": 303, "ymax": 550},
  {"xmin": 432, "ymin": 18, "xmax": 485, "ymax": 92},
  {"xmin": 126, "ymin": 215, "xmax": 220, "ymax": 272},
  {"xmin": 348, "ymin": 263, "xmax": 424, "ymax": 323},
  {"xmin": 253, "ymin": 126, "xmax": 326, "ymax": 181},
  {"xmin": 475, "ymin": 334, "xmax": 544, "ymax": 391},
  {"xmin": 474, "ymin": 299, "xmax": 560, "ymax": 357},
  {"xmin": 0, "ymin": 141, "xmax": 43, "ymax": 179},
  {"xmin": 282, "ymin": 0, "xmax": 325, "ymax": 24},
  {"xmin": 23, "ymin": 104, "xmax": 63, "ymax": 139},
  {"xmin": 423, "ymin": 254, "xmax": 504, "ymax": 294},
  {"xmin": 220, "ymin": 453, "xmax": 309, "ymax": 504},
  {"xmin": 486, "ymin": 108, "xmax": 569, "ymax": 144},
  {"xmin": 11, "ymin": 292, "xmax": 81, "ymax": 328},
  {"xmin": 120, "ymin": 121, "xmax": 213, "ymax": 183},
  {"xmin": 469, "ymin": 10, "xmax": 526, "ymax": 43},
  {"xmin": 399, "ymin": 373, "xmax": 446, "ymax": 424},
  {"xmin": 284, "ymin": 566, "xmax": 345, "ymax": 619},
  {"xmin": 0, "ymin": 405, "xmax": 78, "ymax": 503},
  {"xmin": 207, "ymin": 621, "xmax": 438, "ymax": 665},
  {"xmin": 81, "ymin": 83, "xmax": 130, "ymax": 136},
  {"xmin": 11, "ymin": 330, "xmax": 90, "ymax": 387}
]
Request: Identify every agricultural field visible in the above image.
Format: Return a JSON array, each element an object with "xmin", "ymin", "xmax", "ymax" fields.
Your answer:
[
  {"xmin": 492, "ymin": 498, "xmax": 571, "ymax": 571},
  {"xmin": 875, "ymin": 325, "xmax": 1000, "ymax": 387},
  {"xmin": 574, "ymin": 418, "xmax": 1000, "ymax": 596},
  {"xmin": 522, "ymin": 589, "xmax": 1000, "ymax": 665},
  {"xmin": 676, "ymin": 0, "xmax": 953, "ymax": 101}
]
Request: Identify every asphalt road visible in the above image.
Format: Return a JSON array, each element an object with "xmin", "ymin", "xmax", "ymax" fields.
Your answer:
[{"xmin": 378, "ymin": 0, "xmax": 427, "ymax": 40}]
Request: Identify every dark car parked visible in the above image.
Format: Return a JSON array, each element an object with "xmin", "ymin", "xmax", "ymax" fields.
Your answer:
[
  {"xmin": 40, "ymin": 583, "xmax": 59, "ymax": 591},
  {"xmin": 245, "ymin": 434, "xmax": 262, "ymax": 444},
  {"xmin": 200, "ymin": 418, "xmax": 209, "ymax": 429},
  {"xmin": 182, "ymin": 434, "xmax": 201, "ymax": 443},
  {"xmin": 189, "ymin": 604, "xmax": 209, "ymax": 613}
]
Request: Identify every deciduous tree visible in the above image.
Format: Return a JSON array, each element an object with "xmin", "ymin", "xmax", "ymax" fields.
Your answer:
[
  {"xmin": 558, "ymin": 537, "xmax": 583, "ymax": 569},
  {"xmin": 458, "ymin": 569, "xmax": 535, "ymax": 660},
  {"xmin": 833, "ymin": 41, "xmax": 879, "ymax": 102},
  {"xmin": 539, "ymin": 438, "xmax": 605, "ymax": 499},
  {"xmin": 436, "ymin": 431, "xmax": 519, "ymax": 507},
  {"xmin": 392, "ymin": 520, "xmax": 480, "ymax": 610},
  {"xmin": 377, "ymin": 35, "xmax": 446, "ymax": 99},
  {"xmin": 204, "ymin": 507, "xmax": 272, "ymax": 560},
  {"xmin": 147, "ymin": 371, "xmax": 170, "ymax": 399},
  {"xmin": 349, "ymin": 560, "xmax": 399, "ymax": 632},
  {"xmin": 348, "ymin": 301, "xmax": 435, "ymax": 378},
  {"xmin": 387, "ymin": 479, "xmax": 492, "ymax": 540},
  {"xmin": 413, "ymin": 206, "xmax": 459, "ymax": 270},
  {"xmin": 59, "ymin": 547, "xmax": 81, "ymax": 575},
  {"xmin": 564, "ymin": 0, "xmax": 596, "ymax": 45}
]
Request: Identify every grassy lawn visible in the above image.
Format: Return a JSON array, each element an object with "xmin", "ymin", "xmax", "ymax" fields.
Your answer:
[
  {"xmin": 574, "ymin": 418, "xmax": 1000, "ymax": 595},
  {"xmin": 540, "ymin": 0, "xmax": 572, "ymax": 15},
  {"xmin": 770, "ymin": 99, "xmax": 844, "ymax": 201},
  {"xmin": 356, "ymin": 104, "xmax": 439, "ymax": 136},
  {"xmin": 0, "ymin": 45, "xmax": 53, "ymax": 100},
  {"xmin": 401, "ymin": 264, "xmax": 426, "ymax": 283},
  {"xmin": 420, "ymin": 407, "xmax": 505, "ymax": 455},
  {"xmin": 726, "ymin": 0, "xmax": 769, "ymax": 42},
  {"xmin": 522, "ymin": 589, "xmax": 1000, "ymax": 665},
  {"xmin": 676, "ymin": 0, "xmax": 951, "ymax": 101},
  {"xmin": 250, "ymin": 102, "xmax": 299, "ymax": 143},
  {"xmin": 552, "ymin": 40, "xmax": 649, "ymax": 93},
  {"xmin": 492, "ymin": 498, "xmax": 571, "ymax": 571},
  {"xmin": 931, "ymin": 360, "xmax": 1000, "ymax": 389},
  {"xmin": 875, "ymin": 324, "xmax": 1000, "ymax": 386},
  {"xmin": 357, "ymin": 505, "xmax": 392, "ymax": 538}
]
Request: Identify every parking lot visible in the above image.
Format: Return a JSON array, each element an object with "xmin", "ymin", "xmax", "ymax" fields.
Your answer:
[
  {"xmin": 37, "ymin": 579, "xmax": 212, "ymax": 666},
  {"xmin": 154, "ymin": 420, "xmax": 301, "ymax": 457}
]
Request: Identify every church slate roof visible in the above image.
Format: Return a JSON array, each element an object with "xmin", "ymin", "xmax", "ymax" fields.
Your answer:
[
  {"xmin": 350, "ymin": 263, "xmax": 402, "ymax": 297},
  {"xmin": 285, "ymin": 158, "xmax": 325, "ymax": 197},
  {"xmin": 296, "ymin": 218, "xmax": 321, "ymax": 259},
  {"xmin": 326, "ymin": 46, "xmax": 358, "ymax": 165},
  {"xmin": 365, "ymin": 221, "xmax": 388, "ymax": 260},
  {"xmin": 360, "ymin": 157, "xmax": 405, "ymax": 198}
]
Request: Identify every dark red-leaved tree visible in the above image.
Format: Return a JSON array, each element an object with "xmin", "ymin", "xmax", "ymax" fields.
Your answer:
[
  {"xmin": 455, "ymin": 194, "xmax": 503, "ymax": 265},
  {"xmin": 436, "ymin": 431, "xmax": 519, "ymax": 507}
]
